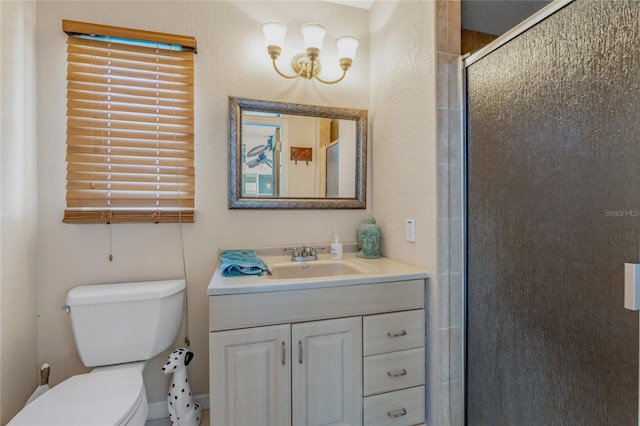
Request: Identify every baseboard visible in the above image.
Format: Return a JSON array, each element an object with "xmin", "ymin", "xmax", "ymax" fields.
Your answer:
[{"xmin": 147, "ymin": 394, "xmax": 210, "ymax": 421}]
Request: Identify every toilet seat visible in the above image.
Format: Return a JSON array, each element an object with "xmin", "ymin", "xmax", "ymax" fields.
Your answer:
[{"xmin": 8, "ymin": 367, "xmax": 146, "ymax": 426}]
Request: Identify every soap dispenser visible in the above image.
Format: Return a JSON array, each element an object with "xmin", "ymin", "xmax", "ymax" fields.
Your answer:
[{"xmin": 331, "ymin": 233, "xmax": 343, "ymax": 260}]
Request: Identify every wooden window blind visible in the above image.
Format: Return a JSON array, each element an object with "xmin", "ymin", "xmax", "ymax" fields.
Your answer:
[{"xmin": 63, "ymin": 20, "xmax": 196, "ymax": 224}]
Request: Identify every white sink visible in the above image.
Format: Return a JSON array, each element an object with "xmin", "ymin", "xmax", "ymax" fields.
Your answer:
[
  {"xmin": 267, "ymin": 259, "xmax": 372, "ymax": 280},
  {"xmin": 208, "ymin": 245, "xmax": 429, "ymax": 295}
]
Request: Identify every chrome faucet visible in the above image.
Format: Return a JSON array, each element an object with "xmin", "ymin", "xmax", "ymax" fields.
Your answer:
[{"xmin": 291, "ymin": 246, "xmax": 318, "ymax": 262}]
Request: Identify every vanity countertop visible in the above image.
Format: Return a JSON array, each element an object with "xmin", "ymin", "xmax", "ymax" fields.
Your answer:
[{"xmin": 207, "ymin": 250, "xmax": 429, "ymax": 296}]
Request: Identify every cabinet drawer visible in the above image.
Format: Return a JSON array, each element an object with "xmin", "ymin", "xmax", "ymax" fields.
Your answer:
[
  {"xmin": 210, "ymin": 281, "xmax": 425, "ymax": 331},
  {"xmin": 364, "ymin": 386, "xmax": 425, "ymax": 426},
  {"xmin": 363, "ymin": 310, "xmax": 425, "ymax": 356},
  {"xmin": 364, "ymin": 348, "xmax": 425, "ymax": 396}
]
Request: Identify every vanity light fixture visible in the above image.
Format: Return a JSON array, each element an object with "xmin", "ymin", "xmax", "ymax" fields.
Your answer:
[{"xmin": 262, "ymin": 21, "xmax": 359, "ymax": 85}]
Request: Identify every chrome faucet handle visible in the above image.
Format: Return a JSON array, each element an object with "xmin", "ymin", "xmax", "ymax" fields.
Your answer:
[
  {"xmin": 292, "ymin": 247, "xmax": 300, "ymax": 257},
  {"xmin": 310, "ymin": 246, "xmax": 317, "ymax": 256}
]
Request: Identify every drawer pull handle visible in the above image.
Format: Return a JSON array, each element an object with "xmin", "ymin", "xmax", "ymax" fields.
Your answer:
[
  {"xmin": 298, "ymin": 340, "xmax": 303, "ymax": 364},
  {"xmin": 387, "ymin": 329, "xmax": 407, "ymax": 338},
  {"xmin": 281, "ymin": 341, "xmax": 286, "ymax": 365},
  {"xmin": 387, "ymin": 408, "xmax": 407, "ymax": 418},
  {"xmin": 387, "ymin": 368, "xmax": 408, "ymax": 378}
]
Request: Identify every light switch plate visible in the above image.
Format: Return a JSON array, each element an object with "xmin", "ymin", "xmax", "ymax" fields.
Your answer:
[{"xmin": 406, "ymin": 219, "xmax": 416, "ymax": 243}]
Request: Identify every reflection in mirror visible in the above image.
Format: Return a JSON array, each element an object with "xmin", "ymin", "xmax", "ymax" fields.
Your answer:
[
  {"xmin": 241, "ymin": 114, "xmax": 355, "ymax": 198},
  {"xmin": 229, "ymin": 97, "xmax": 367, "ymax": 209}
]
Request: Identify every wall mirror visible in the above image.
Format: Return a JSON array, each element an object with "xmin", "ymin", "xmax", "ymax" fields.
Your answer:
[{"xmin": 229, "ymin": 97, "xmax": 367, "ymax": 209}]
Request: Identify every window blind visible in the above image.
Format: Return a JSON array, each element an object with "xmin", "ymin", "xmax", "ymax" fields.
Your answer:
[{"xmin": 63, "ymin": 20, "xmax": 196, "ymax": 223}]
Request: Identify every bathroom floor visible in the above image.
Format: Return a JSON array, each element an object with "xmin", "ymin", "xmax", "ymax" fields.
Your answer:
[{"xmin": 146, "ymin": 409, "xmax": 209, "ymax": 426}]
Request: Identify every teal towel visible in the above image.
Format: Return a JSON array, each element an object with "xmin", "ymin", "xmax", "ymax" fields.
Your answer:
[{"xmin": 220, "ymin": 250, "xmax": 270, "ymax": 277}]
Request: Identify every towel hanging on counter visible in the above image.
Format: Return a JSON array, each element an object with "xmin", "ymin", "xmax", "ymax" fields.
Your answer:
[{"xmin": 220, "ymin": 250, "xmax": 270, "ymax": 277}]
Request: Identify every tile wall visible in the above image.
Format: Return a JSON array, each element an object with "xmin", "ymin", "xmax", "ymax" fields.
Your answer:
[{"xmin": 436, "ymin": 1, "xmax": 464, "ymax": 424}]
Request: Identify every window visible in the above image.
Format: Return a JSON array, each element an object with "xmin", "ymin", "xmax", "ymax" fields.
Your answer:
[{"xmin": 62, "ymin": 20, "xmax": 196, "ymax": 223}]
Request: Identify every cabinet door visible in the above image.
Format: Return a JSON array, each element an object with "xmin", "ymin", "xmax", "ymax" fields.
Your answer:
[
  {"xmin": 292, "ymin": 317, "xmax": 362, "ymax": 426},
  {"xmin": 210, "ymin": 325, "xmax": 291, "ymax": 426}
]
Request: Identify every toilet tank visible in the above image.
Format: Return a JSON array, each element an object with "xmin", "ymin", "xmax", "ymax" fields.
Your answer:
[{"xmin": 65, "ymin": 279, "xmax": 185, "ymax": 367}]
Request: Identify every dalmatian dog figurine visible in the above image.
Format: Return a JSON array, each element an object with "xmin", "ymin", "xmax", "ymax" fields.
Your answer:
[{"xmin": 162, "ymin": 348, "xmax": 202, "ymax": 426}]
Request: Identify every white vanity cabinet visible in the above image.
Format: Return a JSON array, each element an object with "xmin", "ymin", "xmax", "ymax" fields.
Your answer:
[
  {"xmin": 292, "ymin": 317, "xmax": 363, "ymax": 426},
  {"xmin": 209, "ymin": 325, "xmax": 291, "ymax": 426},
  {"xmin": 210, "ymin": 317, "xmax": 362, "ymax": 426},
  {"xmin": 209, "ymin": 265, "xmax": 428, "ymax": 426}
]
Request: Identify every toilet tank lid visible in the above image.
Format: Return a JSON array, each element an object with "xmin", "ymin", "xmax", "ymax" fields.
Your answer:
[{"xmin": 66, "ymin": 279, "xmax": 185, "ymax": 306}]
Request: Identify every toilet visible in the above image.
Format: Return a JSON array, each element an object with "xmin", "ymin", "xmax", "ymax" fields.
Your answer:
[{"xmin": 9, "ymin": 279, "xmax": 185, "ymax": 426}]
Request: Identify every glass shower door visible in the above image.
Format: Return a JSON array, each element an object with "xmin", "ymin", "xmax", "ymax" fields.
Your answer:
[{"xmin": 465, "ymin": 1, "xmax": 640, "ymax": 424}]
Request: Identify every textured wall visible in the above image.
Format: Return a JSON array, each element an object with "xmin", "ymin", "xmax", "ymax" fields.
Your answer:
[
  {"xmin": 35, "ymin": 0, "xmax": 370, "ymax": 409},
  {"xmin": 0, "ymin": 1, "xmax": 40, "ymax": 422},
  {"xmin": 369, "ymin": 0, "xmax": 436, "ymax": 277},
  {"xmin": 466, "ymin": 1, "xmax": 640, "ymax": 423},
  {"xmin": 369, "ymin": 0, "xmax": 440, "ymax": 423}
]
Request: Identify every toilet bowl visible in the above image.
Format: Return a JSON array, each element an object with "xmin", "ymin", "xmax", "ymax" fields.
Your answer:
[{"xmin": 8, "ymin": 279, "xmax": 185, "ymax": 426}]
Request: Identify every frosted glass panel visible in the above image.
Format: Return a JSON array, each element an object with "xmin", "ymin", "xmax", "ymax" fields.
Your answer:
[{"xmin": 466, "ymin": 1, "xmax": 640, "ymax": 424}]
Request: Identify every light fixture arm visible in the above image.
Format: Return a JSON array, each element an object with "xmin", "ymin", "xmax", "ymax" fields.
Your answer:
[
  {"xmin": 277, "ymin": 54, "xmax": 348, "ymax": 84},
  {"xmin": 271, "ymin": 58, "xmax": 306, "ymax": 79},
  {"xmin": 313, "ymin": 69, "xmax": 347, "ymax": 85}
]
